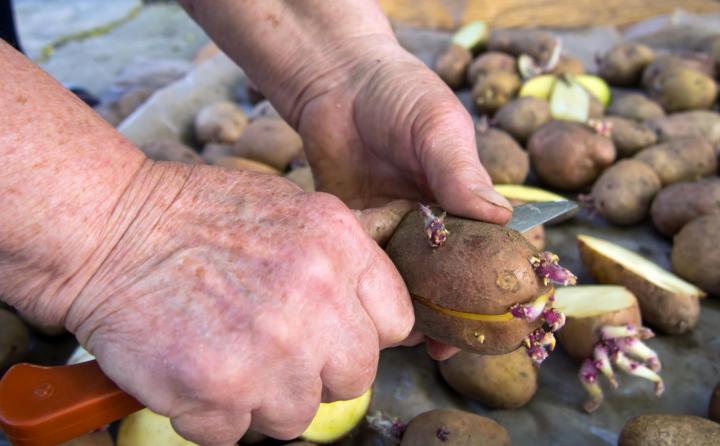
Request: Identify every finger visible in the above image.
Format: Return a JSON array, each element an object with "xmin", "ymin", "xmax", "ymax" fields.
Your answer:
[
  {"xmin": 396, "ymin": 328, "xmax": 425, "ymax": 347},
  {"xmin": 249, "ymin": 377, "xmax": 323, "ymax": 440},
  {"xmin": 355, "ymin": 199, "xmax": 415, "ymax": 246},
  {"xmin": 425, "ymin": 336, "xmax": 461, "ymax": 360},
  {"xmin": 171, "ymin": 410, "xmax": 250, "ymax": 446},
  {"xmin": 413, "ymin": 104, "xmax": 512, "ymax": 224}
]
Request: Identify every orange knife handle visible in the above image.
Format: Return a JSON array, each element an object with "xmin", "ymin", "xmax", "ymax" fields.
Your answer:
[{"xmin": 0, "ymin": 361, "xmax": 144, "ymax": 446}]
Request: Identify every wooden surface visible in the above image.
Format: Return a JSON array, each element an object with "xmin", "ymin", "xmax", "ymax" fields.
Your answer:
[{"xmin": 380, "ymin": 0, "xmax": 720, "ymax": 29}]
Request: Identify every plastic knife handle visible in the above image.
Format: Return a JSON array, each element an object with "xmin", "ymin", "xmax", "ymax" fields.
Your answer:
[{"xmin": 0, "ymin": 361, "xmax": 143, "ymax": 446}]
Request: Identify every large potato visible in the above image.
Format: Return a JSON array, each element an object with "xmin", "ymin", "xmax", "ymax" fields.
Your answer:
[
  {"xmin": 488, "ymin": 29, "xmax": 557, "ymax": 65},
  {"xmin": 603, "ymin": 116, "xmax": 657, "ymax": 157},
  {"xmin": 434, "ymin": 44, "xmax": 473, "ymax": 89},
  {"xmin": 645, "ymin": 110, "xmax": 720, "ymax": 144},
  {"xmin": 400, "ymin": 409, "xmax": 511, "ymax": 446},
  {"xmin": 475, "ymin": 127, "xmax": 528, "ymax": 184},
  {"xmin": 438, "ymin": 348, "xmax": 538, "ymax": 409},
  {"xmin": 471, "ymin": 71, "xmax": 521, "ymax": 114},
  {"xmin": 619, "ymin": 414, "xmax": 720, "ymax": 446},
  {"xmin": 671, "ymin": 214, "xmax": 720, "ymax": 296},
  {"xmin": 597, "ymin": 42, "xmax": 655, "ymax": 86},
  {"xmin": 650, "ymin": 178, "xmax": 720, "ymax": 236},
  {"xmin": 0, "ymin": 309, "xmax": 30, "ymax": 371},
  {"xmin": 528, "ymin": 121, "xmax": 616, "ymax": 191},
  {"xmin": 494, "ymin": 97, "xmax": 551, "ymax": 144},
  {"xmin": 642, "ymin": 54, "xmax": 716, "ymax": 90},
  {"xmin": 466, "ymin": 52, "xmax": 517, "ymax": 85},
  {"xmin": 633, "ymin": 136, "xmax": 717, "ymax": 186},
  {"xmin": 589, "ymin": 159, "xmax": 661, "ymax": 225},
  {"xmin": 646, "ymin": 67, "xmax": 717, "ymax": 113},
  {"xmin": 232, "ymin": 117, "xmax": 303, "ymax": 171},
  {"xmin": 607, "ymin": 93, "xmax": 665, "ymax": 122},
  {"xmin": 193, "ymin": 101, "xmax": 248, "ymax": 145}
]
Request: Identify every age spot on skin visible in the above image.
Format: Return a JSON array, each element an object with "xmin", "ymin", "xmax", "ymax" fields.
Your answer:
[{"xmin": 16, "ymin": 95, "xmax": 27, "ymax": 104}]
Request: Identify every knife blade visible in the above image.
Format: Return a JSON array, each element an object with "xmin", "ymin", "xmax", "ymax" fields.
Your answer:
[{"xmin": 507, "ymin": 201, "xmax": 578, "ymax": 233}]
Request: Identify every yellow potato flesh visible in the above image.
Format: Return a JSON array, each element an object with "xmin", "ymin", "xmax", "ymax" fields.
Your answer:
[
  {"xmin": 301, "ymin": 389, "xmax": 372, "ymax": 444},
  {"xmin": 494, "ymin": 184, "xmax": 567, "ymax": 202},
  {"xmin": 117, "ymin": 409, "xmax": 197, "ymax": 446},
  {"xmin": 554, "ymin": 285, "xmax": 636, "ymax": 317}
]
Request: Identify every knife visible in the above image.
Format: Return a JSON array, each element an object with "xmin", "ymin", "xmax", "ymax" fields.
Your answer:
[{"xmin": 0, "ymin": 200, "xmax": 577, "ymax": 446}]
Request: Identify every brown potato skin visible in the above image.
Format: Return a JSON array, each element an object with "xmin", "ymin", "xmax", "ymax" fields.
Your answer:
[
  {"xmin": 495, "ymin": 97, "xmax": 551, "ymax": 144},
  {"xmin": 619, "ymin": 414, "xmax": 720, "ymax": 446},
  {"xmin": 578, "ymin": 238, "xmax": 700, "ymax": 334},
  {"xmin": 472, "ymin": 72, "xmax": 521, "ymax": 114},
  {"xmin": 608, "ymin": 94, "xmax": 665, "ymax": 122},
  {"xmin": 671, "ymin": 215, "xmax": 720, "ymax": 296},
  {"xmin": 709, "ymin": 382, "xmax": 720, "ymax": 423},
  {"xmin": 400, "ymin": 409, "xmax": 511, "ymax": 446},
  {"xmin": 475, "ymin": 128, "xmax": 529, "ymax": 184},
  {"xmin": 642, "ymin": 55, "xmax": 716, "ymax": 90},
  {"xmin": 438, "ymin": 348, "xmax": 538, "ymax": 409},
  {"xmin": 386, "ymin": 210, "xmax": 549, "ymax": 354},
  {"xmin": 650, "ymin": 178, "xmax": 720, "ymax": 236},
  {"xmin": 645, "ymin": 110, "xmax": 720, "ymax": 144},
  {"xmin": 633, "ymin": 136, "xmax": 717, "ymax": 186},
  {"xmin": 0, "ymin": 309, "xmax": 30, "ymax": 371},
  {"xmin": 590, "ymin": 159, "xmax": 662, "ymax": 225},
  {"xmin": 467, "ymin": 52, "xmax": 517, "ymax": 85},
  {"xmin": 528, "ymin": 121, "xmax": 616, "ymax": 191},
  {"xmin": 488, "ymin": 29, "xmax": 557, "ymax": 65},
  {"xmin": 603, "ymin": 116, "xmax": 657, "ymax": 158},
  {"xmin": 232, "ymin": 118, "xmax": 303, "ymax": 171},
  {"xmin": 557, "ymin": 297, "xmax": 641, "ymax": 360},
  {"xmin": 435, "ymin": 44, "xmax": 473, "ymax": 89},
  {"xmin": 646, "ymin": 68, "xmax": 717, "ymax": 113},
  {"xmin": 549, "ymin": 54, "xmax": 585, "ymax": 76},
  {"xmin": 598, "ymin": 42, "xmax": 655, "ymax": 87},
  {"xmin": 138, "ymin": 139, "xmax": 204, "ymax": 164}
]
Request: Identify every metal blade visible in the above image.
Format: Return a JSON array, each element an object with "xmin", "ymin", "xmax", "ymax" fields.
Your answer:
[{"xmin": 507, "ymin": 201, "xmax": 578, "ymax": 233}]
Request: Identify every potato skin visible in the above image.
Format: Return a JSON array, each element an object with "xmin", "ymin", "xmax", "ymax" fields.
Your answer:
[
  {"xmin": 472, "ymin": 71, "xmax": 521, "ymax": 114},
  {"xmin": 193, "ymin": 101, "xmax": 248, "ymax": 144},
  {"xmin": 475, "ymin": 128, "xmax": 529, "ymax": 184},
  {"xmin": 467, "ymin": 52, "xmax": 517, "ymax": 85},
  {"xmin": 528, "ymin": 121, "xmax": 616, "ymax": 191},
  {"xmin": 633, "ymin": 136, "xmax": 717, "ymax": 186},
  {"xmin": 642, "ymin": 55, "xmax": 716, "ymax": 90},
  {"xmin": 709, "ymin": 382, "xmax": 720, "ymax": 423},
  {"xmin": 646, "ymin": 67, "xmax": 717, "ymax": 113},
  {"xmin": 549, "ymin": 54, "xmax": 585, "ymax": 75},
  {"xmin": 232, "ymin": 117, "xmax": 303, "ymax": 170},
  {"xmin": 603, "ymin": 116, "xmax": 657, "ymax": 157},
  {"xmin": 400, "ymin": 409, "xmax": 511, "ymax": 446},
  {"xmin": 671, "ymin": 215, "xmax": 720, "ymax": 296},
  {"xmin": 139, "ymin": 139, "xmax": 204, "ymax": 164},
  {"xmin": 650, "ymin": 178, "xmax": 720, "ymax": 236},
  {"xmin": 598, "ymin": 42, "xmax": 655, "ymax": 86},
  {"xmin": 578, "ymin": 238, "xmax": 700, "ymax": 334},
  {"xmin": 590, "ymin": 159, "xmax": 662, "ymax": 225},
  {"xmin": 523, "ymin": 224, "xmax": 545, "ymax": 251},
  {"xmin": 386, "ymin": 210, "xmax": 549, "ymax": 354},
  {"xmin": 488, "ymin": 29, "xmax": 557, "ymax": 65},
  {"xmin": 438, "ymin": 348, "xmax": 538, "ymax": 409},
  {"xmin": 608, "ymin": 94, "xmax": 665, "ymax": 122},
  {"xmin": 619, "ymin": 414, "xmax": 720, "ymax": 446},
  {"xmin": 0, "ymin": 309, "xmax": 30, "ymax": 371},
  {"xmin": 645, "ymin": 110, "xmax": 720, "ymax": 144},
  {"xmin": 435, "ymin": 44, "xmax": 473, "ymax": 89},
  {"xmin": 495, "ymin": 97, "xmax": 551, "ymax": 144}
]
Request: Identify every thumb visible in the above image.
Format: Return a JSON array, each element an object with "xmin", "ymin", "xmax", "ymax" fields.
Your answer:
[
  {"xmin": 354, "ymin": 199, "xmax": 415, "ymax": 246},
  {"xmin": 415, "ymin": 108, "xmax": 512, "ymax": 224}
]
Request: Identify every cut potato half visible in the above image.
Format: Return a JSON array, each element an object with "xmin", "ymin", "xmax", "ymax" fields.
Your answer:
[
  {"xmin": 494, "ymin": 184, "xmax": 567, "ymax": 202},
  {"xmin": 577, "ymin": 234, "xmax": 704, "ymax": 334},
  {"xmin": 519, "ymin": 74, "xmax": 555, "ymax": 99},
  {"xmin": 117, "ymin": 409, "xmax": 196, "ymax": 446},
  {"xmin": 555, "ymin": 285, "xmax": 641, "ymax": 359},
  {"xmin": 301, "ymin": 389, "xmax": 371, "ymax": 444}
]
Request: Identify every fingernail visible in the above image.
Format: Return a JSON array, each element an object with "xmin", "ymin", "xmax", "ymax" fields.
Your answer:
[{"xmin": 472, "ymin": 186, "xmax": 513, "ymax": 211}]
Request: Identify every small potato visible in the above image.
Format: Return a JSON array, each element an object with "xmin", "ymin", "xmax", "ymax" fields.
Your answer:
[
  {"xmin": 213, "ymin": 156, "xmax": 281, "ymax": 175},
  {"xmin": 139, "ymin": 139, "xmax": 204, "ymax": 164},
  {"xmin": 633, "ymin": 136, "xmax": 717, "ymax": 186},
  {"xmin": 650, "ymin": 178, "xmax": 720, "ymax": 236},
  {"xmin": 495, "ymin": 97, "xmax": 551, "ymax": 143},
  {"xmin": 549, "ymin": 54, "xmax": 585, "ymax": 75},
  {"xmin": 193, "ymin": 101, "xmax": 248, "ymax": 144},
  {"xmin": 285, "ymin": 165, "xmax": 315, "ymax": 192},
  {"xmin": 642, "ymin": 54, "xmax": 716, "ymax": 90},
  {"xmin": 608, "ymin": 94, "xmax": 665, "ymax": 122},
  {"xmin": 619, "ymin": 414, "xmax": 720, "ymax": 446},
  {"xmin": 466, "ymin": 52, "xmax": 517, "ymax": 85},
  {"xmin": 646, "ymin": 67, "xmax": 717, "ymax": 113},
  {"xmin": 528, "ymin": 121, "xmax": 616, "ymax": 191},
  {"xmin": 602, "ymin": 116, "xmax": 657, "ymax": 157},
  {"xmin": 475, "ymin": 127, "xmax": 528, "ymax": 184},
  {"xmin": 233, "ymin": 117, "xmax": 303, "ymax": 171},
  {"xmin": 589, "ymin": 159, "xmax": 661, "ymax": 225},
  {"xmin": 597, "ymin": 42, "xmax": 655, "ymax": 86},
  {"xmin": 488, "ymin": 28, "xmax": 558, "ymax": 66},
  {"xmin": 709, "ymin": 382, "xmax": 720, "ymax": 423},
  {"xmin": 400, "ymin": 409, "xmax": 511, "ymax": 446},
  {"xmin": 471, "ymin": 71, "xmax": 521, "ymax": 114},
  {"xmin": 645, "ymin": 110, "xmax": 720, "ymax": 144},
  {"xmin": 438, "ymin": 348, "xmax": 538, "ymax": 409},
  {"xmin": 434, "ymin": 44, "xmax": 473, "ymax": 89},
  {"xmin": 0, "ymin": 309, "xmax": 30, "ymax": 371},
  {"xmin": 671, "ymin": 214, "xmax": 720, "ymax": 296}
]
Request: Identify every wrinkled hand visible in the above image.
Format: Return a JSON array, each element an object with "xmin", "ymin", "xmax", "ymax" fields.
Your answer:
[{"xmin": 64, "ymin": 162, "xmax": 413, "ymax": 445}]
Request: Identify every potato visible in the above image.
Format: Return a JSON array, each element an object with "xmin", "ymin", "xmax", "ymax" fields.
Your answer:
[
  {"xmin": 646, "ymin": 67, "xmax": 717, "ymax": 113},
  {"xmin": 0, "ymin": 309, "xmax": 30, "ymax": 371},
  {"xmin": 494, "ymin": 97, "xmax": 551, "ymax": 143},
  {"xmin": 248, "ymin": 99, "xmax": 281, "ymax": 121},
  {"xmin": 434, "ymin": 44, "xmax": 472, "ymax": 89},
  {"xmin": 523, "ymin": 224, "xmax": 545, "ymax": 251},
  {"xmin": 597, "ymin": 42, "xmax": 655, "ymax": 86},
  {"xmin": 549, "ymin": 54, "xmax": 585, "ymax": 75},
  {"xmin": 642, "ymin": 54, "xmax": 716, "ymax": 90},
  {"xmin": 650, "ymin": 178, "xmax": 720, "ymax": 236},
  {"xmin": 475, "ymin": 127, "xmax": 528, "ymax": 184},
  {"xmin": 633, "ymin": 136, "xmax": 717, "ymax": 186},
  {"xmin": 466, "ymin": 52, "xmax": 517, "ymax": 85},
  {"xmin": 488, "ymin": 28, "xmax": 557, "ymax": 66},
  {"xmin": 285, "ymin": 165, "xmax": 315, "ymax": 192},
  {"xmin": 602, "ymin": 116, "xmax": 657, "ymax": 157},
  {"xmin": 645, "ymin": 110, "xmax": 720, "ymax": 144},
  {"xmin": 577, "ymin": 234, "xmax": 705, "ymax": 333},
  {"xmin": 400, "ymin": 409, "xmax": 511, "ymax": 446},
  {"xmin": 386, "ymin": 209, "xmax": 562, "ymax": 354},
  {"xmin": 709, "ymin": 382, "xmax": 720, "ymax": 423},
  {"xmin": 139, "ymin": 139, "xmax": 204, "ymax": 164},
  {"xmin": 618, "ymin": 414, "xmax": 720, "ymax": 446},
  {"xmin": 193, "ymin": 101, "xmax": 248, "ymax": 145},
  {"xmin": 494, "ymin": 184, "xmax": 567, "ymax": 202},
  {"xmin": 301, "ymin": 390, "xmax": 371, "ymax": 444},
  {"xmin": 528, "ymin": 121, "xmax": 616, "ymax": 191},
  {"xmin": 117, "ymin": 409, "xmax": 195, "ymax": 446},
  {"xmin": 554, "ymin": 285, "xmax": 641, "ymax": 359},
  {"xmin": 438, "ymin": 348, "xmax": 537, "ymax": 409},
  {"xmin": 232, "ymin": 117, "xmax": 303, "ymax": 170},
  {"xmin": 671, "ymin": 214, "xmax": 720, "ymax": 296},
  {"xmin": 60, "ymin": 431, "xmax": 113, "ymax": 446},
  {"xmin": 201, "ymin": 142, "xmax": 234, "ymax": 163},
  {"xmin": 471, "ymin": 71, "xmax": 521, "ymax": 114},
  {"xmin": 608, "ymin": 94, "xmax": 665, "ymax": 122},
  {"xmin": 96, "ymin": 87, "xmax": 154, "ymax": 127},
  {"xmin": 588, "ymin": 159, "xmax": 662, "ymax": 225},
  {"xmin": 213, "ymin": 156, "xmax": 281, "ymax": 175}
]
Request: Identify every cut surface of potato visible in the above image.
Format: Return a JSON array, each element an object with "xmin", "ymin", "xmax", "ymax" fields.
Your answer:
[
  {"xmin": 117, "ymin": 409, "xmax": 196, "ymax": 446},
  {"xmin": 554, "ymin": 285, "xmax": 636, "ymax": 318},
  {"xmin": 301, "ymin": 389, "xmax": 371, "ymax": 444},
  {"xmin": 494, "ymin": 184, "xmax": 567, "ymax": 202}
]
